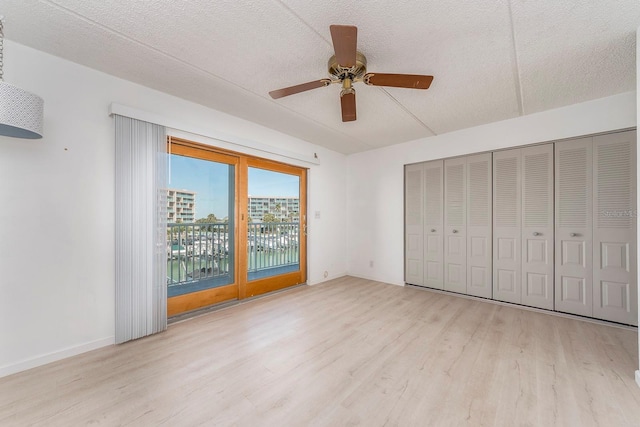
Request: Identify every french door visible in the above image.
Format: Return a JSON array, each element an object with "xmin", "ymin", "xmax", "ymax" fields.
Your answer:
[{"xmin": 166, "ymin": 138, "xmax": 307, "ymax": 316}]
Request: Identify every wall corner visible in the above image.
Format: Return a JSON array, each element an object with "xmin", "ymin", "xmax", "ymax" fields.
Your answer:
[{"xmin": 636, "ymin": 26, "xmax": 640, "ymax": 376}]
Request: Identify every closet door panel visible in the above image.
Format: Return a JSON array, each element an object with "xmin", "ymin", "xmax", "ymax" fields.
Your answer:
[
  {"xmin": 555, "ymin": 138, "xmax": 593, "ymax": 316},
  {"xmin": 493, "ymin": 149, "xmax": 522, "ymax": 304},
  {"xmin": 521, "ymin": 144, "xmax": 554, "ymax": 310},
  {"xmin": 424, "ymin": 160, "xmax": 445, "ymax": 289},
  {"xmin": 444, "ymin": 157, "xmax": 467, "ymax": 294},
  {"xmin": 405, "ymin": 163, "xmax": 425, "ymax": 285},
  {"xmin": 466, "ymin": 153, "xmax": 492, "ymax": 298},
  {"xmin": 593, "ymin": 131, "xmax": 637, "ymax": 325}
]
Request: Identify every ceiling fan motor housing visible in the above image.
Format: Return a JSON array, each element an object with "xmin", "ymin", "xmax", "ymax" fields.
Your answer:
[{"xmin": 328, "ymin": 51, "xmax": 367, "ymax": 82}]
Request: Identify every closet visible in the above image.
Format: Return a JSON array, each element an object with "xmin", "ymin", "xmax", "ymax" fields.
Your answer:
[
  {"xmin": 592, "ymin": 132, "xmax": 636, "ymax": 324},
  {"xmin": 425, "ymin": 160, "xmax": 445, "ymax": 289},
  {"xmin": 444, "ymin": 157, "xmax": 467, "ymax": 293},
  {"xmin": 404, "ymin": 130, "xmax": 637, "ymax": 325},
  {"xmin": 443, "ymin": 155, "xmax": 493, "ymax": 297},
  {"xmin": 493, "ymin": 144, "xmax": 554, "ymax": 310},
  {"xmin": 555, "ymin": 132, "xmax": 637, "ymax": 324},
  {"xmin": 405, "ymin": 155, "xmax": 492, "ymax": 296},
  {"xmin": 462, "ymin": 153, "xmax": 492, "ymax": 298},
  {"xmin": 554, "ymin": 137, "xmax": 592, "ymax": 317},
  {"xmin": 405, "ymin": 163, "xmax": 424, "ymax": 286},
  {"xmin": 404, "ymin": 160, "xmax": 445, "ymax": 289}
]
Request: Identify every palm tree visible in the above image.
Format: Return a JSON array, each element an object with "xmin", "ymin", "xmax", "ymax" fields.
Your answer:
[{"xmin": 274, "ymin": 203, "xmax": 282, "ymax": 221}]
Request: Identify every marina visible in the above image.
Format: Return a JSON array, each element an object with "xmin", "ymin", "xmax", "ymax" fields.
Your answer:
[{"xmin": 166, "ymin": 221, "xmax": 300, "ymax": 297}]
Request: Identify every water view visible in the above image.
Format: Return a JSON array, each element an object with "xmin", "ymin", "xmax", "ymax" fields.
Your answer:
[{"xmin": 167, "ymin": 221, "xmax": 300, "ymax": 297}]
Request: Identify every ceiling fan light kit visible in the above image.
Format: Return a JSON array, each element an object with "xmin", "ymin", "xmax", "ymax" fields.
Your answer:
[{"xmin": 269, "ymin": 25, "xmax": 433, "ymax": 122}]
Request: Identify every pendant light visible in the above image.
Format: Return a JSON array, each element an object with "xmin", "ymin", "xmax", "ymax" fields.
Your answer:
[{"xmin": 0, "ymin": 17, "xmax": 44, "ymax": 139}]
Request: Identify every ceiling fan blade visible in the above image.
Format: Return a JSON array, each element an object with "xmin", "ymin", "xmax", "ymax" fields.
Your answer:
[
  {"xmin": 330, "ymin": 25, "xmax": 357, "ymax": 67},
  {"xmin": 340, "ymin": 91, "xmax": 356, "ymax": 122},
  {"xmin": 269, "ymin": 79, "xmax": 331, "ymax": 99},
  {"xmin": 364, "ymin": 73, "xmax": 434, "ymax": 90}
]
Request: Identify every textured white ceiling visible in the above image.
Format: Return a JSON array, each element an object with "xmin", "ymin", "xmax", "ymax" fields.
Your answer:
[{"xmin": 2, "ymin": 0, "xmax": 639, "ymax": 154}]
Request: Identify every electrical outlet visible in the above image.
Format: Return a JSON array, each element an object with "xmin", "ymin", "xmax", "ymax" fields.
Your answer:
[{"xmin": 323, "ymin": 271, "xmax": 328, "ymax": 278}]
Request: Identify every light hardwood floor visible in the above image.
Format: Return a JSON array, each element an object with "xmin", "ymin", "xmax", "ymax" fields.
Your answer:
[{"xmin": 2, "ymin": 276, "xmax": 639, "ymax": 426}]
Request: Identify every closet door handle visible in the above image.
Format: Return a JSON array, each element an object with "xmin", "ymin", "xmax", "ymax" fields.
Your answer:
[
  {"xmin": 452, "ymin": 229, "xmax": 458, "ymax": 234},
  {"xmin": 430, "ymin": 229, "xmax": 436, "ymax": 233},
  {"xmin": 570, "ymin": 232, "xmax": 578, "ymax": 237},
  {"xmin": 533, "ymin": 232, "xmax": 541, "ymax": 236}
]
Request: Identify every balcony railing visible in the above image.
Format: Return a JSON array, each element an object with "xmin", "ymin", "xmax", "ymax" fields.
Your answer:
[
  {"xmin": 167, "ymin": 222, "xmax": 232, "ymax": 293},
  {"xmin": 247, "ymin": 222, "xmax": 300, "ymax": 275},
  {"xmin": 167, "ymin": 221, "xmax": 300, "ymax": 296}
]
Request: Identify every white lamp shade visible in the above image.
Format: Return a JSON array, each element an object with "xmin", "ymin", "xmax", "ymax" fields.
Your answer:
[{"xmin": 0, "ymin": 80, "xmax": 44, "ymax": 139}]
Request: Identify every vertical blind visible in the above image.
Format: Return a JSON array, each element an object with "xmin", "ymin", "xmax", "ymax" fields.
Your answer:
[{"xmin": 115, "ymin": 115, "xmax": 167, "ymax": 343}]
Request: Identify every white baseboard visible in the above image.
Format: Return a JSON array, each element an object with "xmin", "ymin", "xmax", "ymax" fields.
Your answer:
[
  {"xmin": 0, "ymin": 336, "xmax": 115, "ymax": 379},
  {"xmin": 636, "ymin": 370, "xmax": 640, "ymax": 389},
  {"xmin": 307, "ymin": 272, "xmax": 348, "ymax": 286},
  {"xmin": 347, "ymin": 273, "xmax": 405, "ymax": 286}
]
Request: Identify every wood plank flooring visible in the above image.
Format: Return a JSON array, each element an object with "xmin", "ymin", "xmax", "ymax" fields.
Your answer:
[{"xmin": 1, "ymin": 276, "xmax": 639, "ymax": 426}]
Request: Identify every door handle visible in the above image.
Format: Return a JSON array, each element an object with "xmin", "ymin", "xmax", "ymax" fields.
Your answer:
[
  {"xmin": 570, "ymin": 232, "xmax": 579, "ymax": 237},
  {"xmin": 533, "ymin": 232, "xmax": 541, "ymax": 236},
  {"xmin": 452, "ymin": 229, "xmax": 458, "ymax": 234},
  {"xmin": 431, "ymin": 229, "xmax": 436, "ymax": 232}
]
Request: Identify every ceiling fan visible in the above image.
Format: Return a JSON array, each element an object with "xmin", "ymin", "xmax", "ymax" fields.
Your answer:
[{"xmin": 269, "ymin": 25, "xmax": 434, "ymax": 122}]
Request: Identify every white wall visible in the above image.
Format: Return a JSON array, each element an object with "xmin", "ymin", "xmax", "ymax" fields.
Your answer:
[
  {"xmin": 636, "ymin": 26, "xmax": 640, "ymax": 388},
  {"xmin": 346, "ymin": 91, "xmax": 637, "ymax": 286},
  {"xmin": 0, "ymin": 41, "xmax": 347, "ymax": 377}
]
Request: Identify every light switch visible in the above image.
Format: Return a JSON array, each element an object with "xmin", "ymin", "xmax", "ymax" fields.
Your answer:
[{"xmin": 315, "ymin": 211, "xmax": 321, "ymax": 219}]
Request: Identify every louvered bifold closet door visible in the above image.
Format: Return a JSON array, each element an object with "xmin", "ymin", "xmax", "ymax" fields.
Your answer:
[
  {"xmin": 521, "ymin": 144, "xmax": 554, "ymax": 310},
  {"xmin": 466, "ymin": 153, "xmax": 492, "ymax": 298},
  {"xmin": 555, "ymin": 138, "xmax": 593, "ymax": 317},
  {"xmin": 593, "ymin": 131, "xmax": 637, "ymax": 325},
  {"xmin": 444, "ymin": 157, "xmax": 467, "ymax": 293},
  {"xmin": 405, "ymin": 163, "xmax": 425, "ymax": 286},
  {"xmin": 493, "ymin": 149, "xmax": 522, "ymax": 304},
  {"xmin": 424, "ymin": 160, "xmax": 445, "ymax": 289}
]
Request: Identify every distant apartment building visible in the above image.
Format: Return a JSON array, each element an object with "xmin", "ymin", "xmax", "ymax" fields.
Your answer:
[
  {"xmin": 248, "ymin": 196, "xmax": 299, "ymax": 223},
  {"xmin": 167, "ymin": 189, "xmax": 196, "ymax": 223}
]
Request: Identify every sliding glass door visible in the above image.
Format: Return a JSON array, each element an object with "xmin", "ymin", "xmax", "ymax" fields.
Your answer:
[
  {"xmin": 167, "ymin": 139, "xmax": 307, "ymax": 316},
  {"xmin": 242, "ymin": 158, "xmax": 307, "ymax": 298},
  {"xmin": 167, "ymin": 143, "xmax": 239, "ymax": 316}
]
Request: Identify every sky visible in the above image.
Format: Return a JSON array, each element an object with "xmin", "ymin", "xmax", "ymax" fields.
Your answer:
[{"xmin": 169, "ymin": 154, "xmax": 299, "ymax": 219}]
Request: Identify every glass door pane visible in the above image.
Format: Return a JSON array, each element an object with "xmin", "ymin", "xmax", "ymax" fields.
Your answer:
[
  {"xmin": 167, "ymin": 142, "xmax": 238, "ymax": 316},
  {"xmin": 247, "ymin": 167, "xmax": 301, "ymax": 282}
]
